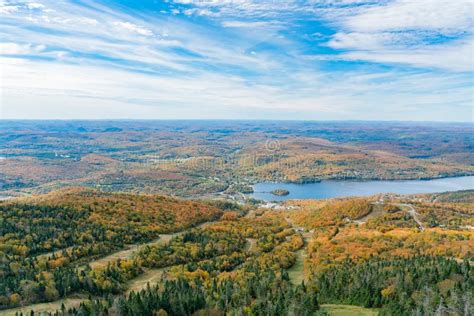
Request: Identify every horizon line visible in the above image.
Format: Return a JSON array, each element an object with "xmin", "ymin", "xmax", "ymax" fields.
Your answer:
[{"xmin": 1, "ymin": 118, "xmax": 473, "ymax": 124}]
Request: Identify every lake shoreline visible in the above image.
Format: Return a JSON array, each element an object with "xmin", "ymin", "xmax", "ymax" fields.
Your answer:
[
  {"xmin": 253, "ymin": 173, "xmax": 474, "ymax": 185},
  {"xmin": 249, "ymin": 176, "xmax": 474, "ymax": 201}
]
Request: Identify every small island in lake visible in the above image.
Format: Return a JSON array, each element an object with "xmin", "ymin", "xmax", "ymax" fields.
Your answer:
[{"xmin": 271, "ymin": 189, "xmax": 290, "ymax": 196}]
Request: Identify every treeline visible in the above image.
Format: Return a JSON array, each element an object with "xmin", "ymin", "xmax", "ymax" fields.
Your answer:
[
  {"xmin": 314, "ymin": 256, "xmax": 473, "ymax": 315},
  {"xmin": 17, "ymin": 188, "xmax": 224, "ymax": 234},
  {"xmin": 0, "ymin": 204, "xmax": 155, "ymax": 256}
]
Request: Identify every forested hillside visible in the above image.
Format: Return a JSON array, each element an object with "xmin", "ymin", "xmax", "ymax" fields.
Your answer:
[
  {"xmin": 0, "ymin": 188, "xmax": 224, "ymax": 310},
  {"xmin": 283, "ymin": 195, "xmax": 473, "ymax": 315},
  {"xmin": 0, "ymin": 190, "xmax": 472, "ymax": 315}
]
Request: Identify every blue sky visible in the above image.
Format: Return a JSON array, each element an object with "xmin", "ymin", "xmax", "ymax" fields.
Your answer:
[{"xmin": 1, "ymin": 0, "xmax": 473, "ymax": 121}]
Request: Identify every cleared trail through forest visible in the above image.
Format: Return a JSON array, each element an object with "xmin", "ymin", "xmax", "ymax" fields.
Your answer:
[
  {"xmin": 1, "ymin": 221, "xmax": 216, "ymax": 316},
  {"xmin": 126, "ymin": 268, "xmax": 168, "ymax": 294},
  {"xmin": 288, "ymin": 248, "xmax": 306, "ymax": 286},
  {"xmin": 321, "ymin": 304, "xmax": 379, "ymax": 316},
  {"xmin": 284, "ymin": 213, "xmax": 312, "ymax": 286},
  {"xmin": 353, "ymin": 202, "xmax": 385, "ymax": 225},
  {"xmin": 87, "ymin": 233, "xmax": 175, "ymax": 270},
  {"xmin": 245, "ymin": 238, "xmax": 257, "ymax": 253},
  {"xmin": 0, "ymin": 296, "xmax": 87, "ymax": 316},
  {"xmin": 87, "ymin": 220, "xmax": 215, "ymax": 270},
  {"xmin": 396, "ymin": 203, "xmax": 425, "ymax": 231}
]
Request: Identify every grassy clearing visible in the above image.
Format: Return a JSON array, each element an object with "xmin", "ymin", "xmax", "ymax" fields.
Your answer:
[
  {"xmin": 0, "ymin": 297, "xmax": 86, "ymax": 316},
  {"xmin": 88, "ymin": 233, "xmax": 176, "ymax": 269},
  {"xmin": 321, "ymin": 304, "xmax": 379, "ymax": 316},
  {"xmin": 245, "ymin": 238, "xmax": 256, "ymax": 253},
  {"xmin": 88, "ymin": 247, "xmax": 138, "ymax": 270},
  {"xmin": 288, "ymin": 249, "xmax": 306, "ymax": 286},
  {"xmin": 353, "ymin": 202, "xmax": 385, "ymax": 225},
  {"xmin": 126, "ymin": 268, "xmax": 166, "ymax": 294}
]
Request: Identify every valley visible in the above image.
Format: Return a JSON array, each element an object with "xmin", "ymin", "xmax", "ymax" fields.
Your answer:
[{"xmin": 1, "ymin": 121, "xmax": 473, "ymax": 199}]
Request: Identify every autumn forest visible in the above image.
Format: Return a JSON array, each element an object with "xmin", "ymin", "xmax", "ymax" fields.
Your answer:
[{"xmin": 0, "ymin": 121, "xmax": 473, "ymax": 316}]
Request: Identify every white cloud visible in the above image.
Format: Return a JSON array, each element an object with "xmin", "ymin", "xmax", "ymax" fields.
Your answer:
[
  {"xmin": 26, "ymin": 2, "xmax": 45, "ymax": 10},
  {"xmin": 340, "ymin": 37, "xmax": 474, "ymax": 72},
  {"xmin": 328, "ymin": 32, "xmax": 400, "ymax": 50},
  {"xmin": 0, "ymin": 2, "xmax": 19, "ymax": 14},
  {"xmin": 222, "ymin": 20, "xmax": 271, "ymax": 28},
  {"xmin": 1, "ymin": 58, "xmax": 334, "ymax": 118},
  {"xmin": 172, "ymin": 0, "xmax": 311, "ymax": 19},
  {"xmin": 1, "ymin": 0, "xmax": 281, "ymax": 73},
  {"xmin": 0, "ymin": 42, "xmax": 46, "ymax": 55},
  {"xmin": 182, "ymin": 8, "xmax": 220, "ymax": 17},
  {"xmin": 1, "ymin": 0, "xmax": 473, "ymax": 120},
  {"xmin": 2, "ymin": 56, "xmax": 472, "ymax": 121},
  {"xmin": 112, "ymin": 21, "xmax": 154, "ymax": 36},
  {"xmin": 343, "ymin": 0, "xmax": 473, "ymax": 33},
  {"xmin": 324, "ymin": 0, "xmax": 474, "ymax": 72}
]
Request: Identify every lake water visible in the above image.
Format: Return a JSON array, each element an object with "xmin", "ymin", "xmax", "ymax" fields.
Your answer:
[{"xmin": 249, "ymin": 176, "xmax": 474, "ymax": 201}]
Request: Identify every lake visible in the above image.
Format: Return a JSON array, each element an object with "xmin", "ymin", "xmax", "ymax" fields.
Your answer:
[{"xmin": 249, "ymin": 176, "xmax": 474, "ymax": 201}]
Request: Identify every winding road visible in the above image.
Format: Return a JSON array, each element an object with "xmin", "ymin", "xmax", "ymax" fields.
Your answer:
[{"xmin": 397, "ymin": 203, "xmax": 425, "ymax": 231}]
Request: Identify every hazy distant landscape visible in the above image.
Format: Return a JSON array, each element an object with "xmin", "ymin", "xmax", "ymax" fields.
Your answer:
[{"xmin": 1, "ymin": 120, "xmax": 473, "ymax": 200}]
